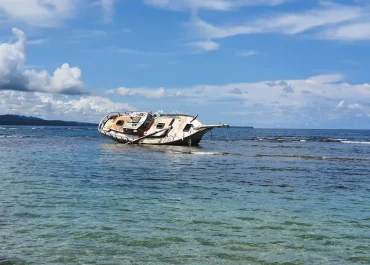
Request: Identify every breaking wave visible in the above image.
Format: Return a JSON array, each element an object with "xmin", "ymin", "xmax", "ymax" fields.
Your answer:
[
  {"xmin": 190, "ymin": 151, "xmax": 229, "ymax": 155},
  {"xmin": 255, "ymin": 154, "xmax": 370, "ymax": 162},
  {"xmin": 213, "ymin": 136, "xmax": 370, "ymax": 145},
  {"xmin": 341, "ymin": 141, "xmax": 370, "ymax": 145},
  {"xmin": 163, "ymin": 150, "xmax": 229, "ymax": 156},
  {"xmin": 0, "ymin": 135, "xmax": 42, "ymax": 138}
]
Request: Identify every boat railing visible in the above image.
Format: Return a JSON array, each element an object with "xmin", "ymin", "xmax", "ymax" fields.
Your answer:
[
  {"xmin": 98, "ymin": 113, "xmax": 119, "ymax": 131},
  {"xmin": 159, "ymin": 113, "xmax": 194, "ymax": 118}
]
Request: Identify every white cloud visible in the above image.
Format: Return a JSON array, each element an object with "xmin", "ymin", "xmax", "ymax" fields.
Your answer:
[
  {"xmin": 106, "ymin": 87, "xmax": 167, "ymax": 99},
  {"xmin": 144, "ymin": 0, "xmax": 233, "ymax": 11},
  {"xmin": 64, "ymin": 95, "xmax": 134, "ymax": 116},
  {"xmin": 307, "ymin": 74, "xmax": 344, "ymax": 84},
  {"xmin": 27, "ymin": 39, "xmax": 47, "ymax": 45},
  {"xmin": 4, "ymin": 72, "xmax": 366, "ymax": 126},
  {"xmin": 147, "ymin": 87, "xmax": 166, "ymax": 98},
  {"xmin": 190, "ymin": 40, "xmax": 220, "ymax": 51},
  {"xmin": 24, "ymin": 64, "xmax": 86, "ymax": 95},
  {"xmin": 101, "ymin": 0, "xmax": 116, "ymax": 22},
  {"xmin": 144, "ymin": 0, "xmax": 290, "ymax": 11},
  {"xmin": 107, "ymin": 87, "xmax": 131, "ymax": 96},
  {"xmin": 0, "ymin": 28, "xmax": 88, "ymax": 95},
  {"xmin": 336, "ymin": 100, "xmax": 345, "ymax": 109},
  {"xmin": 189, "ymin": 16, "xmax": 257, "ymax": 39},
  {"xmin": 320, "ymin": 22, "xmax": 370, "ymax": 41},
  {"xmin": 214, "ymin": 75, "xmax": 369, "ymax": 105},
  {"xmin": 0, "ymin": 0, "xmax": 76, "ymax": 27},
  {"xmin": 236, "ymin": 50, "xmax": 258, "ymax": 57},
  {"xmin": 348, "ymin": 103, "xmax": 362, "ymax": 109},
  {"xmin": 175, "ymin": 90, "xmax": 185, "ymax": 97},
  {"xmin": 105, "ymin": 74, "xmax": 370, "ymax": 113},
  {"xmin": 0, "ymin": 91, "xmax": 135, "ymax": 122},
  {"xmin": 189, "ymin": 2, "xmax": 370, "ymax": 41},
  {"xmin": 255, "ymin": 2, "xmax": 366, "ymax": 35}
]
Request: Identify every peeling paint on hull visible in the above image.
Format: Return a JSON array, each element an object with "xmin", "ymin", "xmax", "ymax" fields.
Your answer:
[
  {"xmin": 105, "ymin": 130, "xmax": 208, "ymax": 146},
  {"xmin": 98, "ymin": 112, "xmax": 228, "ymax": 145}
]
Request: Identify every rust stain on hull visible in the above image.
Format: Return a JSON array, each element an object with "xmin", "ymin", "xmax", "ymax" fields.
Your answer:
[{"xmin": 98, "ymin": 112, "xmax": 228, "ymax": 145}]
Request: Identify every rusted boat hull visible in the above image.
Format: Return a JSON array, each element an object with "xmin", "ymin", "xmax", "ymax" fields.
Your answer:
[
  {"xmin": 98, "ymin": 112, "xmax": 227, "ymax": 146},
  {"xmin": 103, "ymin": 129, "xmax": 209, "ymax": 146}
]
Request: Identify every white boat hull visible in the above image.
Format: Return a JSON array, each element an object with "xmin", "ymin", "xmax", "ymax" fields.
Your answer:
[{"xmin": 98, "ymin": 112, "xmax": 227, "ymax": 146}]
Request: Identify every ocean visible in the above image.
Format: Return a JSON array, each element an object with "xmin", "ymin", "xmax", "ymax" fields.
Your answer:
[{"xmin": 0, "ymin": 126, "xmax": 369, "ymax": 265}]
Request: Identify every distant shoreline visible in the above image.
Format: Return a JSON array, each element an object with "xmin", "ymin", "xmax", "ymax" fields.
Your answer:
[{"xmin": 0, "ymin": 114, "xmax": 97, "ymax": 127}]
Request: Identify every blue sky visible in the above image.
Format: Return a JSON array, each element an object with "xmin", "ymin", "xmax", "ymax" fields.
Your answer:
[{"xmin": 0, "ymin": 0, "xmax": 370, "ymax": 128}]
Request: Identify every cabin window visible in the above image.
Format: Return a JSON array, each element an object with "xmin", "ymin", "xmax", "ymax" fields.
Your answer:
[
  {"xmin": 156, "ymin": 123, "xmax": 165, "ymax": 129},
  {"xmin": 116, "ymin": 120, "xmax": 124, "ymax": 126},
  {"xmin": 183, "ymin": 124, "xmax": 193, "ymax": 132}
]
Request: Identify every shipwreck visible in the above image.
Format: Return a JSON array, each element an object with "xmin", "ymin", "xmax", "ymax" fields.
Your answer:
[{"xmin": 98, "ymin": 112, "xmax": 228, "ymax": 145}]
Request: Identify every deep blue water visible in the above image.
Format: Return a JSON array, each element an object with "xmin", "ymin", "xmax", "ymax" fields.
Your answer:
[{"xmin": 1, "ymin": 126, "xmax": 370, "ymax": 265}]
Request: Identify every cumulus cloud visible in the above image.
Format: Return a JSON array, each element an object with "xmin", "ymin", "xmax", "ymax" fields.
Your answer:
[
  {"xmin": 0, "ymin": 91, "xmax": 135, "ymax": 122},
  {"xmin": 0, "ymin": 28, "xmax": 88, "ymax": 95},
  {"xmin": 107, "ymin": 74, "xmax": 370, "ymax": 111},
  {"xmin": 102, "ymin": 74, "xmax": 370, "ymax": 127},
  {"xmin": 0, "ymin": 0, "xmax": 76, "ymax": 27},
  {"xmin": 104, "ymin": 74, "xmax": 370, "ymax": 114}
]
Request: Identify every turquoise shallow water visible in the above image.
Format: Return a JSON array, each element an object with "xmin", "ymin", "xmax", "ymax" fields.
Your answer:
[{"xmin": 1, "ymin": 126, "xmax": 370, "ymax": 265}]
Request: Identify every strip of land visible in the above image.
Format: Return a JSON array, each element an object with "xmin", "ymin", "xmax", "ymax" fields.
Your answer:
[{"xmin": 0, "ymin": 114, "xmax": 97, "ymax": 126}]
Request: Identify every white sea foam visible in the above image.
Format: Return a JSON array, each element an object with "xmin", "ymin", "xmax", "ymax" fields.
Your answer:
[
  {"xmin": 165, "ymin": 150, "xmax": 227, "ymax": 156},
  {"xmin": 190, "ymin": 151, "xmax": 226, "ymax": 155},
  {"xmin": 341, "ymin": 141, "xmax": 370, "ymax": 145}
]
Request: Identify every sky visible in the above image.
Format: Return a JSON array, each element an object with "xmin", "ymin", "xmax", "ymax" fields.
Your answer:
[{"xmin": 0, "ymin": 0, "xmax": 370, "ymax": 129}]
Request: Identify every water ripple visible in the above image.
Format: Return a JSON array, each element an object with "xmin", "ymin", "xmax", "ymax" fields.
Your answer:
[{"xmin": 1, "ymin": 127, "xmax": 370, "ymax": 264}]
